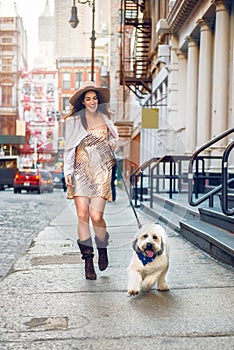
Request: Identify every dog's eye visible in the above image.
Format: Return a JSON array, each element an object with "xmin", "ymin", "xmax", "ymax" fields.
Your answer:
[
  {"xmin": 143, "ymin": 234, "xmax": 148, "ymax": 238},
  {"xmin": 152, "ymin": 235, "xmax": 158, "ymax": 240}
]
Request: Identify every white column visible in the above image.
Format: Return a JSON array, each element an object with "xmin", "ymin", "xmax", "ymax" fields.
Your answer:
[
  {"xmin": 185, "ymin": 37, "xmax": 199, "ymax": 154},
  {"xmin": 176, "ymin": 50, "xmax": 187, "ymax": 129},
  {"xmin": 212, "ymin": 1, "xmax": 229, "ymax": 139},
  {"xmin": 229, "ymin": 1, "xmax": 234, "ymax": 167},
  {"xmin": 197, "ymin": 19, "xmax": 212, "ymax": 148},
  {"xmin": 176, "ymin": 50, "xmax": 187, "ymax": 153},
  {"xmin": 168, "ymin": 35, "xmax": 179, "ymax": 154}
]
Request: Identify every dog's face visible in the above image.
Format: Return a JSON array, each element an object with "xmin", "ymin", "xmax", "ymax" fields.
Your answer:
[{"xmin": 133, "ymin": 224, "xmax": 166, "ymax": 258}]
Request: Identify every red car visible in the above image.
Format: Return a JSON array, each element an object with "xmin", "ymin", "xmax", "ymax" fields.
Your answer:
[{"xmin": 13, "ymin": 169, "xmax": 54, "ymax": 194}]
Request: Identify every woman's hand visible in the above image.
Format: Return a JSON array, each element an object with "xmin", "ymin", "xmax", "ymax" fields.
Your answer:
[{"xmin": 65, "ymin": 174, "xmax": 74, "ymax": 187}]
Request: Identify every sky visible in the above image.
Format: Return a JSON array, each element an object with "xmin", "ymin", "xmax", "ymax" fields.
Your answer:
[{"xmin": 1, "ymin": 0, "xmax": 54, "ymax": 68}]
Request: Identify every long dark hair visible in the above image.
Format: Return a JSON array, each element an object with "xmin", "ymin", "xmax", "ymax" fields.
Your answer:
[{"xmin": 64, "ymin": 90, "xmax": 111, "ymax": 130}]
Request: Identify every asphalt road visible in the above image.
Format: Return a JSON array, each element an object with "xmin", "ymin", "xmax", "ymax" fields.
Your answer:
[{"xmin": 0, "ymin": 188, "xmax": 68, "ymax": 280}]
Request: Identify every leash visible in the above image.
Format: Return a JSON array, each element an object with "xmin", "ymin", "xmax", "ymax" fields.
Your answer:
[{"xmin": 109, "ymin": 146, "xmax": 142, "ymax": 229}]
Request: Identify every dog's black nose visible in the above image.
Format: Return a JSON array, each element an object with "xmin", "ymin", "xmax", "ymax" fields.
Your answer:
[{"xmin": 146, "ymin": 243, "xmax": 153, "ymax": 249}]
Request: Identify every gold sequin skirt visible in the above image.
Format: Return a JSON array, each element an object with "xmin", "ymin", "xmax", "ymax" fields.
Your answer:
[{"xmin": 67, "ymin": 127, "xmax": 114, "ymax": 200}]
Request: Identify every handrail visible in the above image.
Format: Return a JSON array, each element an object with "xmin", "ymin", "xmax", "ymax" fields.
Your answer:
[
  {"xmin": 222, "ymin": 140, "xmax": 234, "ymax": 216},
  {"xmin": 131, "ymin": 157, "xmax": 159, "ymax": 177},
  {"xmin": 188, "ymin": 127, "xmax": 234, "ymax": 213},
  {"xmin": 188, "ymin": 128, "xmax": 234, "ymax": 161},
  {"xmin": 130, "ymin": 157, "xmax": 159, "ymax": 207},
  {"xmin": 149, "ymin": 155, "xmax": 190, "ymax": 206}
]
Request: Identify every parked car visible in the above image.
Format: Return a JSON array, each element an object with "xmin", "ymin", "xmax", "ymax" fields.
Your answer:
[
  {"xmin": 13, "ymin": 169, "xmax": 54, "ymax": 194},
  {"xmin": 51, "ymin": 171, "xmax": 67, "ymax": 192},
  {"xmin": 0, "ymin": 167, "xmax": 18, "ymax": 190}
]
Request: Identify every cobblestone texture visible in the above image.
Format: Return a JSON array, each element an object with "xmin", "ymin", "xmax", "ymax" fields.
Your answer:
[{"xmin": 0, "ymin": 189, "xmax": 68, "ymax": 280}]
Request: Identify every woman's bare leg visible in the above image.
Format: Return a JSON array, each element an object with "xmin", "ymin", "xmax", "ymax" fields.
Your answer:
[
  {"xmin": 74, "ymin": 196, "xmax": 96, "ymax": 279},
  {"xmin": 74, "ymin": 196, "xmax": 91, "ymax": 242},
  {"xmin": 89, "ymin": 197, "xmax": 106, "ymax": 241},
  {"xmin": 90, "ymin": 197, "xmax": 109, "ymax": 271}
]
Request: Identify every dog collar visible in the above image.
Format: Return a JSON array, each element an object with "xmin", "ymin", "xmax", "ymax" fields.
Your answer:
[
  {"xmin": 136, "ymin": 241, "xmax": 164, "ymax": 266},
  {"xmin": 137, "ymin": 252, "xmax": 156, "ymax": 265},
  {"xmin": 137, "ymin": 250, "xmax": 162, "ymax": 266}
]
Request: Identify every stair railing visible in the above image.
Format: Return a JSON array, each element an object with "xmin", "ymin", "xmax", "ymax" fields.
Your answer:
[
  {"xmin": 222, "ymin": 139, "xmax": 234, "ymax": 216},
  {"xmin": 130, "ymin": 157, "xmax": 159, "ymax": 207},
  {"xmin": 188, "ymin": 128, "xmax": 234, "ymax": 215}
]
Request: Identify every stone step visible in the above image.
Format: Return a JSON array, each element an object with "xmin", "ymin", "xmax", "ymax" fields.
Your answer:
[
  {"xmin": 180, "ymin": 220, "xmax": 234, "ymax": 267},
  {"xmin": 199, "ymin": 207, "xmax": 234, "ymax": 233},
  {"xmin": 141, "ymin": 197, "xmax": 199, "ymax": 234}
]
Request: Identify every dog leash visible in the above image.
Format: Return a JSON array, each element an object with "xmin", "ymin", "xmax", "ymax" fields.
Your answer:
[{"xmin": 109, "ymin": 146, "xmax": 142, "ymax": 229}]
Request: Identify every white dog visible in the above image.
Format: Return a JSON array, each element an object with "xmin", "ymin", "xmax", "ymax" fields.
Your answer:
[{"xmin": 127, "ymin": 223, "xmax": 169, "ymax": 296}]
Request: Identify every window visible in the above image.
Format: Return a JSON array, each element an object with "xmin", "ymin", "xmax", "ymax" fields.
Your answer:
[
  {"xmin": 2, "ymin": 85, "xmax": 12, "ymax": 106},
  {"xmin": 2, "ymin": 37, "xmax": 12, "ymax": 44},
  {"xmin": 75, "ymin": 72, "xmax": 82, "ymax": 89},
  {"xmin": 2, "ymin": 58, "xmax": 12, "ymax": 72},
  {"xmin": 87, "ymin": 72, "xmax": 95, "ymax": 82},
  {"xmin": 62, "ymin": 97, "xmax": 70, "ymax": 113},
  {"xmin": 62, "ymin": 73, "xmax": 71, "ymax": 90}
]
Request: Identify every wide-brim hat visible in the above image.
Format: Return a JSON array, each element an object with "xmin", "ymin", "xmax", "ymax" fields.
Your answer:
[{"xmin": 69, "ymin": 81, "xmax": 110, "ymax": 106}]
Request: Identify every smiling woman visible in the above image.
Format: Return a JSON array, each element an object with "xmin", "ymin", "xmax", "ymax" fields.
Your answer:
[{"xmin": 63, "ymin": 81, "xmax": 118, "ymax": 280}]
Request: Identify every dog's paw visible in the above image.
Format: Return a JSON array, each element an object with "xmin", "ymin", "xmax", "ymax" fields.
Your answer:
[
  {"xmin": 157, "ymin": 282, "xmax": 169, "ymax": 291},
  {"xmin": 127, "ymin": 289, "xmax": 140, "ymax": 296}
]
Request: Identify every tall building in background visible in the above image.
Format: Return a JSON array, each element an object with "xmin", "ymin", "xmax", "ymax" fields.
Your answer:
[
  {"xmin": 34, "ymin": 0, "xmax": 54, "ymax": 69},
  {"xmin": 0, "ymin": 1, "xmax": 27, "ymax": 168},
  {"xmin": 54, "ymin": 0, "xmax": 111, "ymax": 82},
  {"xmin": 54, "ymin": 0, "xmax": 91, "ymax": 58}
]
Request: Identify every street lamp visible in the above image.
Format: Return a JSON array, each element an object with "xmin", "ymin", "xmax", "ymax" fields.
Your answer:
[{"xmin": 69, "ymin": 0, "xmax": 96, "ymax": 81}]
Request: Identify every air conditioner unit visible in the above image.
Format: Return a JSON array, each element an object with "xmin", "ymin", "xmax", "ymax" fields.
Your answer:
[{"xmin": 156, "ymin": 19, "xmax": 170, "ymax": 35}]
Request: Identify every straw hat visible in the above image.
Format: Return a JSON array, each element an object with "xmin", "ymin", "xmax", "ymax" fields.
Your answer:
[{"xmin": 69, "ymin": 81, "xmax": 110, "ymax": 106}]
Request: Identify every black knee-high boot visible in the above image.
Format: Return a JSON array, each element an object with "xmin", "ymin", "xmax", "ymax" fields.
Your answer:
[
  {"xmin": 77, "ymin": 238, "xmax": 97, "ymax": 280},
  {"xmin": 95, "ymin": 233, "xmax": 109, "ymax": 271}
]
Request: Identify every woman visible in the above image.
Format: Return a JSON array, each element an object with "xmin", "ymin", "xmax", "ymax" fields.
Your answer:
[{"xmin": 63, "ymin": 81, "xmax": 118, "ymax": 280}]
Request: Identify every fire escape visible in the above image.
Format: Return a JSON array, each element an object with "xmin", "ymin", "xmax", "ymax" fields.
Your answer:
[{"xmin": 120, "ymin": 0, "xmax": 152, "ymax": 98}]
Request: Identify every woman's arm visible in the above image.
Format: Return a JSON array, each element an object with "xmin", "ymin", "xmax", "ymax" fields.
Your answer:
[
  {"xmin": 63, "ymin": 148, "xmax": 75, "ymax": 177},
  {"xmin": 107, "ymin": 120, "xmax": 118, "ymax": 150}
]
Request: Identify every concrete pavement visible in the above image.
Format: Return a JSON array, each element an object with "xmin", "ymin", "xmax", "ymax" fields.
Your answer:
[{"xmin": 0, "ymin": 190, "xmax": 234, "ymax": 349}]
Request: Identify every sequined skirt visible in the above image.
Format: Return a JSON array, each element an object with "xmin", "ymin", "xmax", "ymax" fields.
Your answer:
[{"xmin": 67, "ymin": 128, "xmax": 114, "ymax": 200}]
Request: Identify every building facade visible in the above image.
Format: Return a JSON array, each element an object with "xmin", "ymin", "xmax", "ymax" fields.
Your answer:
[
  {"xmin": 0, "ymin": 2, "xmax": 27, "ymax": 168},
  {"xmin": 119, "ymin": 0, "xmax": 234, "ymax": 174},
  {"xmin": 18, "ymin": 69, "xmax": 58, "ymax": 169}
]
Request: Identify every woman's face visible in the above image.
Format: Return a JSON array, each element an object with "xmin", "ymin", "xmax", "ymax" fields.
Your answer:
[{"xmin": 82, "ymin": 90, "xmax": 98, "ymax": 113}]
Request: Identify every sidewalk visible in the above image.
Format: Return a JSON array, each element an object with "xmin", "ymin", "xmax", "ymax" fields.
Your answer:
[{"xmin": 0, "ymin": 190, "xmax": 233, "ymax": 349}]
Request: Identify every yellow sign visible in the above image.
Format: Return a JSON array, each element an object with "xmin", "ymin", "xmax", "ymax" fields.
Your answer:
[
  {"xmin": 141, "ymin": 108, "xmax": 159, "ymax": 128},
  {"xmin": 16, "ymin": 120, "xmax": 26, "ymax": 136}
]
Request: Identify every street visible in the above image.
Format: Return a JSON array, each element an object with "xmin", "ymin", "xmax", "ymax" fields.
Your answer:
[
  {"xmin": 0, "ymin": 189, "xmax": 233, "ymax": 349},
  {"xmin": 0, "ymin": 189, "xmax": 68, "ymax": 281}
]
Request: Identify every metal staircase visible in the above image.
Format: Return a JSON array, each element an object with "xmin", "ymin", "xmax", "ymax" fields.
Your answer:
[{"xmin": 119, "ymin": 0, "xmax": 152, "ymax": 97}]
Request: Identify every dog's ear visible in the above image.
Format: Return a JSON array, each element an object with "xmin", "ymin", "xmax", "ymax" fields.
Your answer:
[
  {"xmin": 132, "ymin": 238, "xmax": 140, "ymax": 252},
  {"xmin": 159, "ymin": 240, "xmax": 164, "ymax": 255}
]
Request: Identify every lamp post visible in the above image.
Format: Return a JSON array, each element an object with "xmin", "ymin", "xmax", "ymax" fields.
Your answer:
[{"xmin": 69, "ymin": 0, "xmax": 96, "ymax": 81}]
